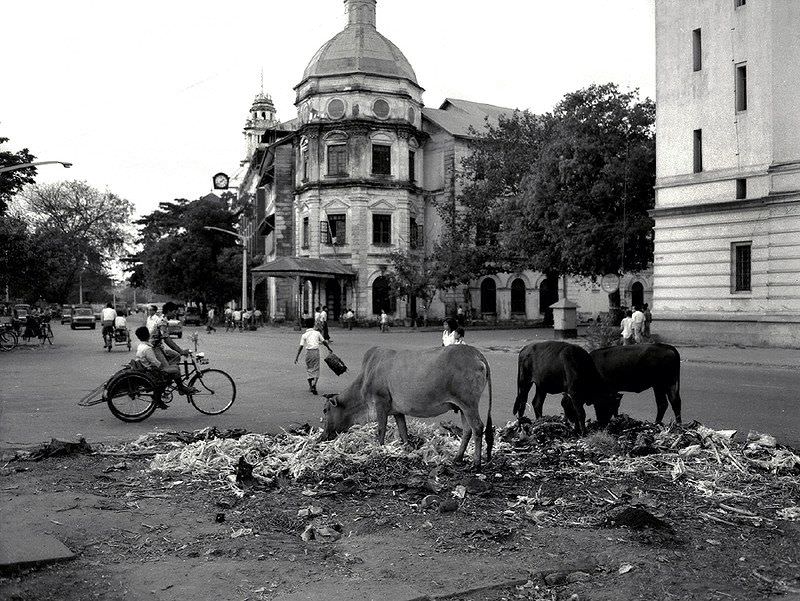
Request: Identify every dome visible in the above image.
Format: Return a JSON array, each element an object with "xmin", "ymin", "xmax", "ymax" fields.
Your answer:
[{"xmin": 299, "ymin": 0, "xmax": 418, "ymax": 87}]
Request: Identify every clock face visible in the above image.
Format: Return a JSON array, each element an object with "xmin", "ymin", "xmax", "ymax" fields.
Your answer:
[{"xmin": 213, "ymin": 173, "xmax": 229, "ymax": 189}]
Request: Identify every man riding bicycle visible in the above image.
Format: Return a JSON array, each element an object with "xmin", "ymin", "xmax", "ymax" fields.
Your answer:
[
  {"xmin": 101, "ymin": 303, "xmax": 117, "ymax": 346},
  {"xmin": 134, "ymin": 326, "xmax": 197, "ymax": 408}
]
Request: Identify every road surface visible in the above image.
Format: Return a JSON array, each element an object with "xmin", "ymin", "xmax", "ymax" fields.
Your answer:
[{"xmin": 1, "ymin": 318, "xmax": 798, "ymax": 450}]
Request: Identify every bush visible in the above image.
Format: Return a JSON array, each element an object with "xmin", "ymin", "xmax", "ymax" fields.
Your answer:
[{"xmin": 586, "ymin": 316, "xmax": 621, "ymax": 351}]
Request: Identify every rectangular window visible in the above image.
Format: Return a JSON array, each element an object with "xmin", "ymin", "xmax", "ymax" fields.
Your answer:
[
  {"xmin": 735, "ymin": 0, "xmax": 746, "ymax": 7},
  {"xmin": 732, "ymin": 242, "xmax": 752, "ymax": 292},
  {"xmin": 302, "ymin": 149, "xmax": 309, "ymax": 181},
  {"xmin": 408, "ymin": 150, "xmax": 416, "ymax": 182},
  {"xmin": 372, "ymin": 214, "xmax": 391, "ymax": 245},
  {"xmin": 324, "ymin": 214, "xmax": 346, "ymax": 246},
  {"xmin": 736, "ymin": 178, "xmax": 747, "ymax": 199},
  {"xmin": 409, "ymin": 217, "xmax": 418, "ymax": 249},
  {"xmin": 692, "ymin": 28, "xmax": 702, "ymax": 72},
  {"xmin": 327, "ymin": 144, "xmax": 347, "ymax": 176},
  {"xmin": 301, "ymin": 217, "xmax": 309, "ymax": 249},
  {"xmin": 372, "ymin": 144, "xmax": 391, "ymax": 175},
  {"xmin": 693, "ymin": 129, "xmax": 703, "ymax": 173},
  {"xmin": 735, "ymin": 63, "xmax": 747, "ymax": 111}
]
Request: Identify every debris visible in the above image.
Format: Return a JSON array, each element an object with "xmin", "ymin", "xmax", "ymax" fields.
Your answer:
[
  {"xmin": 618, "ymin": 563, "xmax": 634, "ymax": 575},
  {"xmin": 230, "ymin": 528, "xmax": 252, "ymax": 538},
  {"xmin": 776, "ymin": 507, "xmax": 800, "ymax": 521},
  {"xmin": 452, "ymin": 485, "xmax": 467, "ymax": 499},
  {"xmin": 301, "ymin": 523, "xmax": 343, "ymax": 542},
  {"xmin": 747, "ymin": 431, "xmax": 776, "ymax": 449},
  {"xmin": 419, "ymin": 495, "xmax": 441, "ymax": 510},
  {"xmin": 602, "ymin": 506, "xmax": 671, "ymax": 531},
  {"xmin": 297, "ymin": 505, "xmax": 323, "ymax": 518},
  {"xmin": 439, "ymin": 499, "xmax": 459, "ymax": 513},
  {"xmin": 25, "ymin": 438, "xmax": 93, "ymax": 461},
  {"xmin": 567, "ymin": 571, "xmax": 591, "ymax": 583},
  {"xmin": 215, "ymin": 513, "xmax": 225, "ymax": 523}
]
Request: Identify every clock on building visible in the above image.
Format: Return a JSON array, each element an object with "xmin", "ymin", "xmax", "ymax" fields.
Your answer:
[{"xmin": 212, "ymin": 172, "xmax": 230, "ymax": 190}]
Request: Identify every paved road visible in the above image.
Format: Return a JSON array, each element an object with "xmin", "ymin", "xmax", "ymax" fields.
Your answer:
[{"xmin": 1, "ymin": 318, "xmax": 798, "ymax": 450}]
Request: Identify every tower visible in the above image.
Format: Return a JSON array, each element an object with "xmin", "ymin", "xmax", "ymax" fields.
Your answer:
[{"xmin": 243, "ymin": 91, "xmax": 278, "ymax": 163}]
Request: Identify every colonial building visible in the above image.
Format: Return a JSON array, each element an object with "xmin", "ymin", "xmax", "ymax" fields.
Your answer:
[
  {"xmin": 653, "ymin": 0, "xmax": 800, "ymax": 346},
  {"xmin": 237, "ymin": 0, "xmax": 653, "ymax": 325}
]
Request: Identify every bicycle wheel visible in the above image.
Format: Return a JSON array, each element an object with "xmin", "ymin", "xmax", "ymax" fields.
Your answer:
[
  {"xmin": 189, "ymin": 369, "xmax": 236, "ymax": 415},
  {"xmin": 0, "ymin": 330, "xmax": 18, "ymax": 352},
  {"xmin": 106, "ymin": 373, "xmax": 158, "ymax": 422}
]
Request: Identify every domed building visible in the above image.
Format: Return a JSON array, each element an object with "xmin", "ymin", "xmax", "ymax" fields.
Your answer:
[{"xmin": 243, "ymin": 0, "xmax": 652, "ymax": 326}]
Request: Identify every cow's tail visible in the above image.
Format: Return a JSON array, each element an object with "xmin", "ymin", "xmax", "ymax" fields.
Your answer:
[{"xmin": 481, "ymin": 354, "xmax": 494, "ymax": 462}]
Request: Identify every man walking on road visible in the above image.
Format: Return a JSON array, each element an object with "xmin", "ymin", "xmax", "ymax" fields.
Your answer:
[
  {"xmin": 631, "ymin": 306, "xmax": 645, "ymax": 343},
  {"xmin": 294, "ymin": 321, "xmax": 332, "ymax": 395}
]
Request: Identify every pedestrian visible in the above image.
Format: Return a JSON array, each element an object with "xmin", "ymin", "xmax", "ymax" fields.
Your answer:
[
  {"xmin": 254, "ymin": 308, "xmax": 263, "ymax": 327},
  {"xmin": 631, "ymin": 305, "xmax": 645, "ymax": 343},
  {"xmin": 206, "ymin": 306, "xmax": 217, "ymax": 333},
  {"xmin": 442, "ymin": 318, "xmax": 457, "ymax": 346},
  {"xmin": 243, "ymin": 307, "xmax": 253, "ymax": 330},
  {"xmin": 320, "ymin": 305, "xmax": 330, "ymax": 341},
  {"xmin": 379, "ymin": 309, "xmax": 389, "ymax": 333},
  {"xmin": 620, "ymin": 310, "xmax": 634, "ymax": 345},
  {"xmin": 453, "ymin": 326, "xmax": 466, "ymax": 345},
  {"xmin": 294, "ymin": 320, "xmax": 332, "ymax": 395},
  {"xmin": 345, "ymin": 307, "xmax": 354, "ymax": 330},
  {"xmin": 233, "ymin": 308, "xmax": 243, "ymax": 331},
  {"xmin": 456, "ymin": 304, "xmax": 465, "ymax": 326},
  {"xmin": 643, "ymin": 303, "xmax": 652, "ymax": 338}
]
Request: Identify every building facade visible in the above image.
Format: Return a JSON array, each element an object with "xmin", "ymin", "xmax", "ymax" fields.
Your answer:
[
  {"xmin": 238, "ymin": 0, "xmax": 653, "ymax": 325},
  {"xmin": 653, "ymin": 0, "xmax": 800, "ymax": 346}
]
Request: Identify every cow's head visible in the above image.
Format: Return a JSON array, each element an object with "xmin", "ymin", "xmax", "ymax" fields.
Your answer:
[
  {"xmin": 593, "ymin": 392, "xmax": 623, "ymax": 426},
  {"xmin": 319, "ymin": 393, "xmax": 355, "ymax": 442}
]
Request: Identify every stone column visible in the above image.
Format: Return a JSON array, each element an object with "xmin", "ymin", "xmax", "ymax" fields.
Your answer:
[{"xmin": 551, "ymin": 298, "xmax": 578, "ymax": 339}]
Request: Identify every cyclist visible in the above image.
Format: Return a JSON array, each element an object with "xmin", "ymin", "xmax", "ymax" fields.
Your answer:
[
  {"xmin": 134, "ymin": 326, "xmax": 197, "ymax": 408},
  {"xmin": 101, "ymin": 303, "xmax": 117, "ymax": 347},
  {"xmin": 147, "ymin": 302, "xmax": 188, "ymax": 366}
]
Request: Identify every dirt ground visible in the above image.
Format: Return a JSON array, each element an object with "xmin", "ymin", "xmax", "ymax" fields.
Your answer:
[{"xmin": 1, "ymin": 419, "xmax": 799, "ymax": 601}]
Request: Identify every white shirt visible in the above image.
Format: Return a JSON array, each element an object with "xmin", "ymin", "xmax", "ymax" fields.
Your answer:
[
  {"xmin": 114, "ymin": 316, "xmax": 126, "ymax": 328},
  {"xmin": 208, "ymin": 309, "xmax": 215, "ymax": 319},
  {"xmin": 345, "ymin": 311, "xmax": 354, "ymax": 319},
  {"xmin": 233, "ymin": 310, "xmax": 242, "ymax": 321},
  {"xmin": 146, "ymin": 314, "xmax": 162, "ymax": 336},
  {"xmin": 136, "ymin": 342, "xmax": 161, "ymax": 369},
  {"xmin": 101, "ymin": 307, "xmax": 117, "ymax": 322},
  {"xmin": 300, "ymin": 329, "xmax": 325, "ymax": 350},
  {"xmin": 620, "ymin": 317, "xmax": 634, "ymax": 338},
  {"xmin": 442, "ymin": 330, "xmax": 456, "ymax": 346},
  {"xmin": 631, "ymin": 310, "xmax": 645, "ymax": 326},
  {"xmin": 380, "ymin": 313, "xmax": 388, "ymax": 323}
]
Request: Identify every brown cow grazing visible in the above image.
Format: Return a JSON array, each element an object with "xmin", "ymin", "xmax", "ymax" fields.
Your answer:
[
  {"xmin": 513, "ymin": 341, "xmax": 614, "ymax": 435},
  {"xmin": 320, "ymin": 345, "xmax": 494, "ymax": 467},
  {"xmin": 590, "ymin": 343, "xmax": 683, "ymax": 424}
]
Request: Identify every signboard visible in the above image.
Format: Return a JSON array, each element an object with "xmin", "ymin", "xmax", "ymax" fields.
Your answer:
[{"xmin": 600, "ymin": 273, "xmax": 620, "ymax": 293}]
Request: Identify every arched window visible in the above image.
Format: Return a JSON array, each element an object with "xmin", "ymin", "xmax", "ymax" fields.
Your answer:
[
  {"xmin": 511, "ymin": 278, "xmax": 526, "ymax": 314},
  {"xmin": 480, "ymin": 278, "xmax": 497, "ymax": 314},
  {"xmin": 372, "ymin": 276, "xmax": 396, "ymax": 315},
  {"xmin": 539, "ymin": 275, "xmax": 559, "ymax": 325},
  {"xmin": 631, "ymin": 281, "xmax": 644, "ymax": 309}
]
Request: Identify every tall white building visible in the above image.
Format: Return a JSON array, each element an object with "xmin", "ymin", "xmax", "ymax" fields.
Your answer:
[{"xmin": 653, "ymin": 0, "xmax": 800, "ymax": 346}]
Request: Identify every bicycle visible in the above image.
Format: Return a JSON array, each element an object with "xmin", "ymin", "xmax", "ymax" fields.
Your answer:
[
  {"xmin": 79, "ymin": 351, "xmax": 236, "ymax": 422},
  {"xmin": 0, "ymin": 323, "xmax": 18, "ymax": 351},
  {"xmin": 39, "ymin": 320, "xmax": 54, "ymax": 346}
]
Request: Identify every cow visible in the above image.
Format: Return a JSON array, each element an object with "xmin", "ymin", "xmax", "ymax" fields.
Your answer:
[
  {"xmin": 590, "ymin": 343, "xmax": 682, "ymax": 424},
  {"xmin": 320, "ymin": 345, "xmax": 494, "ymax": 467},
  {"xmin": 513, "ymin": 341, "xmax": 614, "ymax": 435}
]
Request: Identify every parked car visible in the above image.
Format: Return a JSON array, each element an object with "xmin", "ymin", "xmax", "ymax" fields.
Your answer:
[
  {"xmin": 183, "ymin": 307, "xmax": 202, "ymax": 326},
  {"xmin": 61, "ymin": 310, "xmax": 72, "ymax": 324},
  {"xmin": 14, "ymin": 304, "xmax": 30, "ymax": 320},
  {"xmin": 71, "ymin": 306, "xmax": 96, "ymax": 329}
]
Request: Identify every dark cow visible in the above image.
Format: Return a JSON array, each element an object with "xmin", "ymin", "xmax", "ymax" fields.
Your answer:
[
  {"xmin": 320, "ymin": 345, "xmax": 494, "ymax": 467},
  {"xmin": 590, "ymin": 343, "xmax": 682, "ymax": 424},
  {"xmin": 513, "ymin": 341, "xmax": 613, "ymax": 434}
]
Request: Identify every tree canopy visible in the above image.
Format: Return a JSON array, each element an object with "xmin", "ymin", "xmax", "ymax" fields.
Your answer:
[
  {"xmin": 0, "ymin": 136, "xmax": 37, "ymax": 216},
  {"xmin": 451, "ymin": 83, "xmax": 656, "ymax": 283},
  {"xmin": 132, "ymin": 195, "xmax": 247, "ymax": 307}
]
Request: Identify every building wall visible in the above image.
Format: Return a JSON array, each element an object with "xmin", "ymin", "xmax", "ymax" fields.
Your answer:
[{"xmin": 653, "ymin": 0, "xmax": 800, "ymax": 346}]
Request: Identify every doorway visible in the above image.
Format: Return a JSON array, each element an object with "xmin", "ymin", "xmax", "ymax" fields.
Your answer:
[
  {"xmin": 539, "ymin": 275, "xmax": 559, "ymax": 325},
  {"xmin": 631, "ymin": 281, "xmax": 644, "ymax": 309},
  {"xmin": 325, "ymin": 279, "xmax": 342, "ymax": 320}
]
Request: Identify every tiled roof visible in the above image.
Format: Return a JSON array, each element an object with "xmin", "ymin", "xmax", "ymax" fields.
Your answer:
[
  {"xmin": 422, "ymin": 98, "xmax": 517, "ymax": 138},
  {"xmin": 252, "ymin": 257, "xmax": 356, "ymax": 278}
]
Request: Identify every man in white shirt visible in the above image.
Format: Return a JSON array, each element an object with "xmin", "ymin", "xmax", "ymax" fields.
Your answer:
[
  {"xmin": 442, "ymin": 318, "xmax": 457, "ymax": 346},
  {"xmin": 294, "ymin": 321, "xmax": 332, "ymax": 395},
  {"xmin": 233, "ymin": 309, "xmax": 243, "ymax": 331},
  {"xmin": 631, "ymin": 306, "xmax": 645, "ymax": 343},
  {"xmin": 620, "ymin": 310, "xmax": 635, "ymax": 345},
  {"xmin": 101, "ymin": 303, "xmax": 117, "ymax": 339},
  {"xmin": 345, "ymin": 308, "xmax": 355, "ymax": 330},
  {"xmin": 134, "ymin": 326, "xmax": 196, "ymax": 408}
]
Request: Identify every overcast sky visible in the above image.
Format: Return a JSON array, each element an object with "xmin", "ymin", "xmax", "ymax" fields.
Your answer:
[{"xmin": 1, "ymin": 0, "xmax": 655, "ymax": 217}]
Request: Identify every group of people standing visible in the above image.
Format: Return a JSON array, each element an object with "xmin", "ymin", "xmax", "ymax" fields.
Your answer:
[{"xmin": 619, "ymin": 303, "xmax": 652, "ymax": 345}]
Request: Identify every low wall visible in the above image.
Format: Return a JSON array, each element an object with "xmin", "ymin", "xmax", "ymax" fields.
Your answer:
[{"xmin": 653, "ymin": 312, "xmax": 800, "ymax": 348}]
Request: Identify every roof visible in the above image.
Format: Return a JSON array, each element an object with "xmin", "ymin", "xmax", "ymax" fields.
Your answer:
[
  {"xmin": 422, "ymin": 98, "xmax": 516, "ymax": 138},
  {"xmin": 251, "ymin": 257, "xmax": 356, "ymax": 279},
  {"xmin": 298, "ymin": 24, "xmax": 418, "ymax": 87}
]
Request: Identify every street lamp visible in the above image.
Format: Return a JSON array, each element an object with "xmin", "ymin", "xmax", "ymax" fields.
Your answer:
[
  {"xmin": 0, "ymin": 161, "xmax": 73, "ymax": 175},
  {"xmin": 203, "ymin": 226, "xmax": 247, "ymax": 311}
]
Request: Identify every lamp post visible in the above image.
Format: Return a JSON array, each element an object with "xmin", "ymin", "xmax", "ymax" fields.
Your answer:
[
  {"xmin": 203, "ymin": 226, "xmax": 247, "ymax": 311},
  {"xmin": 0, "ymin": 161, "xmax": 73, "ymax": 175}
]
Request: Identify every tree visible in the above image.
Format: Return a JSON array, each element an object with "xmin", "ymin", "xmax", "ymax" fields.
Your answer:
[
  {"xmin": 384, "ymin": 250, "xmax": 440, "ymax": 325},
  {"xmin": 133, "ymin": 195, "xmax": 246, "ymax": 307},
  {"xmin": 502, "ymin": 84, "xmax": 656, "ymax": 281},
  {"xmin": 0, "ymin": 136, "xmax": 37, "ymax": 216}
]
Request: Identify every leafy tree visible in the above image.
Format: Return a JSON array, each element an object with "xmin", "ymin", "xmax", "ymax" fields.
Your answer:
[
  {"xmin": 384, "ymin": 250, "xmax": 441, "ymax": 325},
  {"xmin": 502, "ymin": 84, "xmax": 656, "ymax": 279},
  {"xmin": 0, "ymin": 136, "xmax": 37, "ymax": 216},
  {"xmin": 133, "ymin": 195, "xmax": 247, "ymax": 307}
]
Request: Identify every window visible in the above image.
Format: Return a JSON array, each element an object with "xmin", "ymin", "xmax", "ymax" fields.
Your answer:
[
  {"xmin": 327, "ymin": 98, "xmax": 345, "ymax": 120},
  {"xmin": 510, "ymin": 279, "xmax": 526, "ymax": 314},
  {"xmin": 692, "ymin": 28, "xmax": 702, "ymax": 72},
  {"xmin": 327, "ymin": 144, "xmax": 347, "ymax": 176},
  {"xmin": 693, "ymin": 129, "xmax": 703, "ymax": 173},
  {"xmin": 373, "ymin": 98, "xmax": 390, "ymax": 119},
  {"xmin": 302, "ymin": 149, "xmax": 309, "ymax": 181},
  {"xmin": 372, "ymin": 144, "xmax": 391, "ymax": 175},
  {"xmin": 372, "ymin": 214, "xmax": 391, "ymax": 245},
  {"xmin": 480, "ymin": 278, "xmax": 497, "ymax": 314},
  {"xmin": 301, "ymin": 217, "xmax": 309, "ymax": 249},
  {"xmin": 372, "ymin": 276, "xmax": 396, "ymax": 315},
  {"xmin": 321, "ymin": 214, "xmax": 346, "ymax": 246},
  {"xmin": 735, "ymin": 0, "xmax": 746, "ymax": 7},
  {"xmin": 735, "ymin": 63, "xmax": 747, "ymax": 111},
  {"xmin": 736, "ymin": 178, "xmax": 747, "ymax": 200},
  {"xmin": 409, "ymin": 217, "xmax": 418, "ymax": 249},
  {"xmin": 408, "ymin": 150, "xmax": 416, "ymax": 182},
  {"xmin": 732, "ymin": 242, "xmax": 751, "ymax": 292}
]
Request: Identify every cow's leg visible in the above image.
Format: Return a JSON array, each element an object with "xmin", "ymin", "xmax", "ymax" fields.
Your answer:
[
  {"xmin": 454, "ymin": 411, "xmax": 473, "ymax": 463},
  {"xmin": 374, "ymin": 398, "xmax": 390, "ymax": 445},
  {"xmin": 667, "ymin": 383, "xmax": 682, "ymax": 424},
  {"xmin": 653, "ymin": 388, "xmax": 669, "ymax": 424},
  {"xmin": 394, "ymin": 413, "xmax": 410, "ymax": 445},
  {"xmin": 574, "ymin": 402, "xmax": 587, "ymax": 436},
  {"xmin": 513, "ymin": 374, "xmax": 533, "ymax": 419},
  {"xmin": 460, "ymin": 407, "xmax": 484, "ymax": 468},
  {"xmin": 561, "ymin": 394, "xmax": 578, "ymax": 429},
  {"xmin": 532, "ymin": 386, "xmax": 547, "ymax": 420}
]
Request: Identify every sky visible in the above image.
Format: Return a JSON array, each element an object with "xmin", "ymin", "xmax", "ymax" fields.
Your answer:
[{"xmin": 1, "ymin": 0, "xmax": 656, "ymax": 218}]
